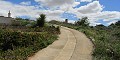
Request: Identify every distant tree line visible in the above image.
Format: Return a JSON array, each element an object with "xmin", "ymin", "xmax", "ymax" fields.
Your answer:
[{"xmin": 75, "ymin": 17, "xmax": 89, "ymax": 27}]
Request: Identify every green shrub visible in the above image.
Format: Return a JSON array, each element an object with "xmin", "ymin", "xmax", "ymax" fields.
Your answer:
[
  {"xmin": 53, "ymin": 20, "xmax": 120, "ymax": 60},
  {"xmin": 0, "ymin": 28, "xmax": 58, "ymax": 60}
]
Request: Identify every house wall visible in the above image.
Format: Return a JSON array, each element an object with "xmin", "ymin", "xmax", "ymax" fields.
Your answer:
[{"xmin": 0, "ymin": 17, "xmax": 13, "ymax": 25}]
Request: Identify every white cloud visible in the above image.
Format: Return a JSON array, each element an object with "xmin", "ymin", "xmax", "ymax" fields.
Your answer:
[
  {"xmin": 0, "ymin": 1, "xmax": 35, "ymax": 17},
  {"xmin": 77, "ymin": 11, "xmax": 120, "ymax": 26},
  {"xmin": 107, "ymin": 20, "xmax": 118, "ymax": 25},
  {"xmin": 73, "ymin": 2, "xmax": 80, "ymax": 7},
  {"xmin": 20, "ymin": 1, "xmax": 31, "ymax": 5},
  {"xmin": 0, "ymin": 0, "xmax": 119, "ymax": 26},
  {"xmin": 81, "ymin": 0, "xmax": 92, "ymax": 2},
  {"xmin": 0, "ymin": 0, "xmax": 64, "ymax": 21},
  {"xmin": 76, "ymin": 1, "xmax": 103, "ymax": 14},
  {"xmin": 34, "ymin": 0, "xmax": 80, "ymax": 12},
  {"xmin": 72, "ymin": 1, "xmax": 120, "ymax": 26},
  {"xmin": 35, "ymin": 0, "xmax": 74, "ymax": 7},
  {"xmin": 68, "ymin": 20, "xmax": 75, "ymax": 23},
  {"xmin": 96, "ymin": 11, "xmax": 120, "ymax": 21}
]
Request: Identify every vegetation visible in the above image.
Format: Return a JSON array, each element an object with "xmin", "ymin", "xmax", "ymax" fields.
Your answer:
[
  {"xmin": 49, "ymin": 18, "xmax": 120, "ymax": 60},
  {"xmin": 12, "ymin": 17, "xmax": 34, "ymax": 26},
  {"xmin": 75, "ymin": 17, "xmax": 89, "ymax": 26},
  {"xmin": 0, "ymin": 14, "xmax": 60, "ymax": 60},
  {"xmin": 36, "ymin": 14, "xmax": 46, "ymax": 27}
]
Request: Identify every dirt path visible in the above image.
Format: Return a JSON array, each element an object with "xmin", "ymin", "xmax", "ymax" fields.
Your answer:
[{"xmin": 28, "ymin": 27, "xmax": 93, "ymax": 60}]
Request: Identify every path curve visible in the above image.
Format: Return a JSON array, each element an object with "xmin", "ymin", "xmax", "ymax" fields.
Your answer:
[{"xmin": 28, "ymin": 27, "xmax": 93, "ymax": 60}]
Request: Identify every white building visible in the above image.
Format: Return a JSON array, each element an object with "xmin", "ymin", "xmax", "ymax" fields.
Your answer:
[{"xmin": 0, "ymin": 11, "xmax": 14, "ymax": 25}]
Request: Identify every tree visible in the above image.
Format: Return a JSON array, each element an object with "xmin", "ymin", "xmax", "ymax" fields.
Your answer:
[
  {"xmin": 115, "ymin": 21, "xmax": 120, "ymax": 26},
  {"xmin": 37, "ymin": 14, "xmax": 46, "ymax": 27},
  {"xmin": 109, "ymin": 21, "xmax": 120, "ymax": 28},
  {"xmin": 95, "ymin": 24, "xmax": 106, "ymax": 30},
  {"xmin": 76, "ymin": 17, "xmax": 89, "ymax": 26},
  {"xmin": 15, "ymin": 17, "xmax": 23, "ymax": 20}
]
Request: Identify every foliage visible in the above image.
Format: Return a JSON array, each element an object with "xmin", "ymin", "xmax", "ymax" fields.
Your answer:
[
  {"xmin": 115, "ymin": 21, "xmax": 120, "ymax": 26},
  {"xmin": 78, "ymin": 23, "xmax": 120, "ymax": 60},
  {"xmin": 75, "ymin": 17, "xmax": 89, "ymax": 26},
  {"xmin": 0, "ymin": 14, "xmax": 60, "ymax": 60},
  {"xmin": 36, "ymin": 14, "xmax": 46, "ymax": 27},
  {"xmin": 13, "ymin": 17, "xmax": 33, "ymax": 26},
  {"xmin": 50, "ymin": 20, "xmax": 120, "ymax": 60},
  {"xmin": 0, "ymin": 25, "xmax": 60, "ymax": 60}
]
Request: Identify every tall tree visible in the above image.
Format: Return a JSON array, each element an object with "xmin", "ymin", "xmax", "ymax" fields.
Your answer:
[
  {"xmin": 37, "ymin": 14, "xmax": 46, "ymax": 27},
  {"xmin": 76, "ymin": 17, "xmax": 89, "ymax": 26}
]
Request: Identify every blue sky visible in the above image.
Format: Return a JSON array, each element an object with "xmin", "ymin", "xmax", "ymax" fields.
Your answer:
[
  {"xmin": 99, "ymin": 0, "xmax": 120, "ymax": 11},
  {"xmin": 77, "ymin": 0, "xmax": 120, "ymax": 11},
  {"xmin": 5, "ymin": 0, "xmax": 38, "ymax": 5},
  {"xmin": 6, "ymin": 0, "xmax": 120, "ymax": 11},
  {"xmin": 0, "ymin": 0, "xmax": 120, "ymax": 26}
]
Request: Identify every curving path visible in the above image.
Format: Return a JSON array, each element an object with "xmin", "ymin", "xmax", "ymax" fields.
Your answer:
[{"xmin": 28, "ymin": 27, "xmax": 93, "ymax": 60}]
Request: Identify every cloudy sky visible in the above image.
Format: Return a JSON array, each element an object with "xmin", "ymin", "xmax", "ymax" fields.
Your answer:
[{"xmin": 0, "ymin": 0, "xmax": 120, "ymax": 26}]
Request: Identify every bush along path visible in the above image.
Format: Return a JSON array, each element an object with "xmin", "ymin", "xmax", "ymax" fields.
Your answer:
[
  {"xmin": 28, "ymin": 26, "xmax": 94, "ymax": 60},
  {"xmin": 0, "ymin": 14, "xmax": 61, "ymax": 60},
  {"xmin": 49, "ymin": 19, "xmax": 120, "ymax": 60},
  {"xmin": 0, "ymin": 26, "xmax": 60, "ymax": 60}
]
